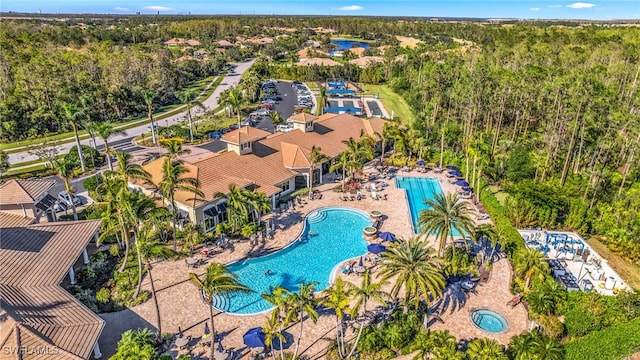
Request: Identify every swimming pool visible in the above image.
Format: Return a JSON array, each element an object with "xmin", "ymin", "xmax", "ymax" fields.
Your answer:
[
  {"xmin": 216, "ymin": 207, "xmax": 370, "ymax": 315},
  {"xmin": 471, "ymin": 309, "xmax": 509, "ymax": 333},
  {"xmin": 396, "ymin": 176, "xmax": 452, "ymax": 234}
]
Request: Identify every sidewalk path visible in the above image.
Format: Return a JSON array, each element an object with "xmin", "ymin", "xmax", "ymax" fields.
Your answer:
[{"xmin": 8, "ymin": 60, "xmax": 255, "ymax": 165}]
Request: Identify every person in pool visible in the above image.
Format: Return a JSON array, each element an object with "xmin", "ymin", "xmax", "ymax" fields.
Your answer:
[
  {"xmin": 308, "ymin": 231, "xmax": 315, "ymax": 237},
  {"xmin": 264, "ymin": 269, "xmax": 271, "ymax": 276}
]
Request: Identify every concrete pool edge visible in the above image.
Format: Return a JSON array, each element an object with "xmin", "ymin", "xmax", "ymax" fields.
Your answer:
[
  {"xmin": 469, "ymin": 308, "xmax": 510, "ymax": 334},
  {"xmin": 214, "ymin": 206, "xmax": 372, "ymax": 316}
]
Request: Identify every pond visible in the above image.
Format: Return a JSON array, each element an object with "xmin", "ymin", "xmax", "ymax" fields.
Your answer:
[{"xmin": 330, "ymin": 40, "xmax": 370, "ymax": 56}]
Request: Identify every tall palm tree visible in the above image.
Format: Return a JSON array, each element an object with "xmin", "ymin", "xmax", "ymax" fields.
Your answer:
[
  {"xmin": 321, "ymin": 278, "xmax": 353, "ymax": 358},
  {"xmin": 308, "ymin": 146, "xmax": 329, "ymax": 199},
  {"xmin": 289, "ymin": 282, "xmax": 319, "ymax": 359},
  {"xmin": 94, "ymin": 122, "xmax": 126, "ymax": 170},
  {"xmin": 129, "ymin": 195, "xmax": 170, "ymax": 300},
  {"xmin": 177, "ymin": 88, "xmax": 205, "ymax": 142},
  {"xmin": 159, "ymin": 158, "xmax": 204, "ymax": 250},
  {"xmin": 262, "ymin": 286, "xmax": 294, "ymax": 360},
  {"xmin": 136, "ymin": 226, "xmax": 176, "ymax": 341},
  {"xmin": 466, "ymin": 338, "xmax": 507, "ymax": 360},
  {"xmin": 263, "ymin": 314, "xmax": 286, "ymax": 360},
  {"xmin": 112, "ymin": 151, "xmax": 150, "ymax": 186},
  {"xmin": 418, "ymin": 193, "xmax": 475, "ymax": 257},
  {"xmin": 226, "ymin": 87, "xmax": 245, "ymax": 127},
  {"xmin": 190, "ymin": 263, "xmax": 251, "ymax": 360},
  {"xmin": 343, "ymin": 137, "xmax": 374, "ymax": 175},
  {"xmin": 515, "ymin": 247, "xmax": 549, "ymax": 290},
  {"xmin": 142, "ymin": 89, "xmax": 159, "ymax": 145},
  {"xmin": 61, "ymin": 102, "xmax": 86, "ymax": 172},
  {"xmin": 378, "ymin": 238, "xmax": 445, "ymax": 323},
  {"xmin": 474, "ymin": 224, "xmax": 498, "ymax": 265},
  {"xmin": 508, "ymin": 330, "xmax": 564, "ymax": 360},
  {"xmin": 345, "ymin": 269, "xmax": 388, "ymax": 359},
  {"xmin": 53, "ymin": 159, "xmax": 78, "ymax": 220},
  {"xmin": 160, "ymin": 138, "xmax": 191, "ymax": 159},
  {"xmin": 373, "ymin": 123, "xmax": 397, "ymax": 166},
  {"xmin": 527, "ymin": 279, "xmax": 567, "ymax": 315},
  {"xmin": 244, "ymin": 190, "xmax": 272, "ymax": 226},
  {"xmin": 213, "ymin": 184, "xmax": 250, "ymax": 232},
  {"xmin": 182, "ymin": 222, "xmax": 206, "ymax": 255}
]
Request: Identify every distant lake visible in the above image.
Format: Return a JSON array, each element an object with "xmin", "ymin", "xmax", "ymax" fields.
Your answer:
[{"xmin": 330, "ymin": 40, "xmax": 370, "ymax": 56}]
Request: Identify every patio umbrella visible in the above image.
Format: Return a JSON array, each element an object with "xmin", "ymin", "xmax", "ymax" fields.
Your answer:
[
  {"xmin": 416, "ymin": 159, "xmax": 426, "ymax": 166},
  {"xmin": 243, "ymin": 327, "xmax": 266, "ymax": 348},
  {"xmin": 203, "ymin": 323, "xmax": 211, "ymax": 338},
  {"xmin": 449, "ymin": 170, "xmax": 463, "ymax": 177},
  {"xmin": 446, "ymin": 165, "xmax": 459, "ymax": 171},
  {"xmin": 378, "ymin": 232, "xmax": 396, "ymax": 242},
  {"xmin": 367, "ymin": 243, "xmax": 386, "ymax": 254},
  {"xmin": 217, "ymin": 342, "xmax": 224, "ymax": 353},
  {"xmin": 178, "ymin": 327, "xmax": 183, "ymax": 338},
  {"xmin": 358, "ymin": 256, "xmax": 363, "ymax": 267},
  {"xmin": 455, "ymin": 180, "xmax": 470, "ymax": 187}
]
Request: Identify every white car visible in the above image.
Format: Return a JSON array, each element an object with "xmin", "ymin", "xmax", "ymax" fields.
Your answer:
[
  {"xmin": 276, "ymin": 125, "xmax": 293, "ymax": 133},
  {"xmin": 256, "ymin": 109, "xmax": 270, "ymax": 116}
]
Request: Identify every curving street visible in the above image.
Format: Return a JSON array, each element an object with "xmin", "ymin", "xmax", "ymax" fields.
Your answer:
[{"xmin": 8, "ymin": 60, "xmax": 255, "ymax": 165}]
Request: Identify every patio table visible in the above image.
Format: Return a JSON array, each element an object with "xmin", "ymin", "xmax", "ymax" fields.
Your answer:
[
  {"xmin": 186, "ymin": 257, "xmax": 198, "ymax": 267},
  {"xmin": 214, "ymin": 350, "xmax": 229, "ymax": 360}
]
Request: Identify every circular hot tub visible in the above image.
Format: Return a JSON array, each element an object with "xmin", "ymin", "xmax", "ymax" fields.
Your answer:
[{"xmin": 470, "ymin": 309, "xmax": 508, "ymax": 333}]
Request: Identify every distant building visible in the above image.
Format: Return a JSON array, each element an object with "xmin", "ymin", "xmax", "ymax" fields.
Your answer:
[{"xmin": 163, "ymin": 38, "xmax": 201, "ymax": 47}]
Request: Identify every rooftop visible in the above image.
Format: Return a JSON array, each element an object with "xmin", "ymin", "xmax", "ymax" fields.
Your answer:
[
  {"xmin": 0, "ymin": 178, "xmax": 57, "ymax": 205},
  {"xmin": 221, "ymin": 126, "xmax": 271, "ymax": 145},
  {"xmin": 0, "ymin": 218, "xmax": 104, "ymax": 360}
]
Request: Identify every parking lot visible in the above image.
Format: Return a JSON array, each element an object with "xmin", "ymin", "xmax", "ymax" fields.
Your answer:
[{"xmin": 196, "ymin": 80, "xmax": 298, "ymax": 153}]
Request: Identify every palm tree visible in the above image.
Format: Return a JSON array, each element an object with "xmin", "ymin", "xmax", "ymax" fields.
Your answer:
[
  {"xmin": 474, "ymin": 224, "xmax": 498, "ymax": 265},
  {"xmin": 96, "ymin": 174, "xmax": 132, "ymax": 272},
  {"xmin": 527, "ymin": 280, "xmax": 567, "ymax": 315},
  {"xmin": 61, "ymin": 102, "xmax": 86, "ymax": 172},
  {"xmin": 136, "ymin": 226, "xmax": 176, "ymax": 341},
  {"xmin": 289, "ymin": 282, "xmax": 319, "ymax": 359},
  {"xmin": 321, "ymin": 278, "xmax": 353, "ymax": 358},
  {"xmin": 190, "ymin": 263, "xmax": 251, "ymax": 360},
  {"xmin": 129, "ymin": 195, "xmax": 170, "ymax": 300},
  {"xmin": 418, "ymin": 193, "xmax": 475, "ymax": 257},
  {"xmin": 378, "ymin": 238, "xmax": 445, "ymax": 323},
  {"xmin": 112, "ymin": 151, "xmax": 150, "ymax": 186},
  {"xmin": 373, "ymin": 123, "xmax": 396, "ymax": 166},
  {"xmin": 466, "ymin": 338, "xmax": 507, "ymax": 360},
  {"xmin": 160, "ymin": 138, "xmax": 191, "ymax": 159},
  {"xmin": 53, "ymin": 159, "xmax": 78, "ymax": 220},
  {"xmin": 308, "ymin": 146, "xmax": 329, "ymax": 199},
  {"xmin": 142, "ymin": 89, "xmax": 159, "ymax": 145},
  {"xmin": 244, "ymin": 190, "xmax": 272, "ymax": 226},
  {"xmin": 343, "ymin": 137, "xmax": 374, "ymax": 175},
  {"xmin": 177, "ymin": 88, "xmax": 205, "ymax": 142},
  {"xmin": 262, "ymin": 286, "xmax": 294, "ymax": 360},
  {"xmin": 159, "ymin": 158, "xmax": 204, "ymax": 250},
  {"xmin": 345, "ymin": 269, "xmax": 388, "ymax": 359},
  {"xmin": 94, "ymin": 122, "xmax": 126, "ymax": 170},
  {"xmin": 268, "ymin": 111, "xmax": 284, "ymax": 125},
  {"xmin": 263, "ymin": 314, "xmax": 286, "ymax": 360},
  {"xmin": 317, "ymin": 88, "xmax": 326, "ymax": 116},
  {"xmin": 515, "ymin": 247, "xmax": 549, "ymax": 290},
  {"xmin": 508, "ymin": 330, "xmax": 564, "ymax": 360},
  {"xmin": 182, "ymin": 222, "xmax": 206, "ymax": 255},
  {"xmin": 214, "ymin": 184, "xmax": 250, "ymax": 232},
  {"xmin": 226, "ymin": 87, "xmax": 245, "ymax": 127},
  {"xmin": 110, "ymin": 328, "xmax": 156, "ymax": 360}
]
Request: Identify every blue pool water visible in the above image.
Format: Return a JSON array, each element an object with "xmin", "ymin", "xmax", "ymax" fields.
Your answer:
[
  {"xmin": 217, "ymin": 208, "xmax": 370, "ymax": 315},
  {"xmin": 471, "ymin": 309, "xmax": 509, "ymax": 333},
  {"xmin": 396, "ymin": 177, "xmax": 457, "ymax": 234},
  {"xmin": 330, "ymin": 40, "xmax": 370, "ymax": 56}
]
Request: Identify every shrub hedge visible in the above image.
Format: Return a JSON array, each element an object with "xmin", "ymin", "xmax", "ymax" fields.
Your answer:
[{"xmin": 564, "ymin": 317, "xmax": 640, "ymax": 360}]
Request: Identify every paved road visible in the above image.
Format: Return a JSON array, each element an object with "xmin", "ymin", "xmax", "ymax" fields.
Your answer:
[
  {"xmin": 195, "ymin": 80, "xmax": 296, "ymax": 153},
  {"xmin": 8, "ymin": 60, "xmax": 255, "ymax": 165}
]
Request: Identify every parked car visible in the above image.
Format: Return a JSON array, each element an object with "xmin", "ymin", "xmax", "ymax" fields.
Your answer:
[
  {"xmin": 58, "ymin": 191, "xmax": 81, "ymax": 207},
  {"xmin": 208, "ymin": 131, "xmax": 222, "ymax": 139},
  {"xmin": 276, "ymin": 124, "xmax": 294, "ymax": 132},
  {"xmin": 240, "ymin": 119, "xmax": 256, "ymax": 127},
  {"xmin": 256, "ymin": 109, "xmax": 270, "ymax": 116}
]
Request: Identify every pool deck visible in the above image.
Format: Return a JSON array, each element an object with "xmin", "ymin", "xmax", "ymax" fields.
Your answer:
[{"xmin": 97, "ymin": 164, "xmax": 519, "ymax": 359}]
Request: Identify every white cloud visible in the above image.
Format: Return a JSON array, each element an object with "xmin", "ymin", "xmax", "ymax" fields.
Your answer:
[
  {"xmin": 567, "ymin": 2, "xmax": 596, "ymax": 8},
  {"xmin": 142, "ymin": 6, "xmax": 175, "ymax": 11},
  {"xmin": 529, "ymin": 7, "xmax": 540, "ymax": 11},
  {"xmin": 335, "ymin": 5, "xmax": 363, "ymax": 11},
  {"xmin": 114, "ymin": 7, "xmax": 130, "ymax": 12},
  {"xmin": 549, "ymin": 4, "xmax": 563, "ymax": 7}
]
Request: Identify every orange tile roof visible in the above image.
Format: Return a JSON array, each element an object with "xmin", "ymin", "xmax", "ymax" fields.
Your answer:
[
  {"xmin": 288, "ymin": 113, "xmax": 317, "ymax": 123},
  {"xmin": 349, "ymin": 47, "xmax": 367, "ymax": 56},
  {"xmin": 280, "ymin": 142, "xmax": 311, "ymax": 169},
  {"xmin": 297, "ymin": 58, "xmax": 342, "ymax": 67},
  {"xmin": 221, "ymin": 126, "xmax": 271, "ymax": 144},
  {"xmin": 0, "ymin": 219, "xmax": 104, "ymax": 360},
  {"xmin": 349, "ymin": 56, "xmax": 384, "ymax": 67},
  {"xmin": 217, "ymin": 39, "xmax": 234, "ymax": 47},
  {"xmin": 0, "ymin": 212, "xmax": 35, "ymax": 227},
  {"xmin": 0, "ymin": 179, "xmax": 57, "ymax": 204}
]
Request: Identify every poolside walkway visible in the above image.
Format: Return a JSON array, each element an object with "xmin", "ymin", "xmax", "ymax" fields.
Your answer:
[{"xmin": 96, "ymin": 165, "xmax": 509, "ymax": 358}]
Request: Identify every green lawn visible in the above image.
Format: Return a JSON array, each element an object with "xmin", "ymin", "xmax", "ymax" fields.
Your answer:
[{"xmin": 360, "ymin": 84, "xmax": 416, "ymax": 126}]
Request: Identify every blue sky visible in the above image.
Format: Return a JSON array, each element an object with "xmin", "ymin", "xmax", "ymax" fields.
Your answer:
[{"xmin": 2, "ymin": 0, "xmax": 639, "ymax": 20}]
